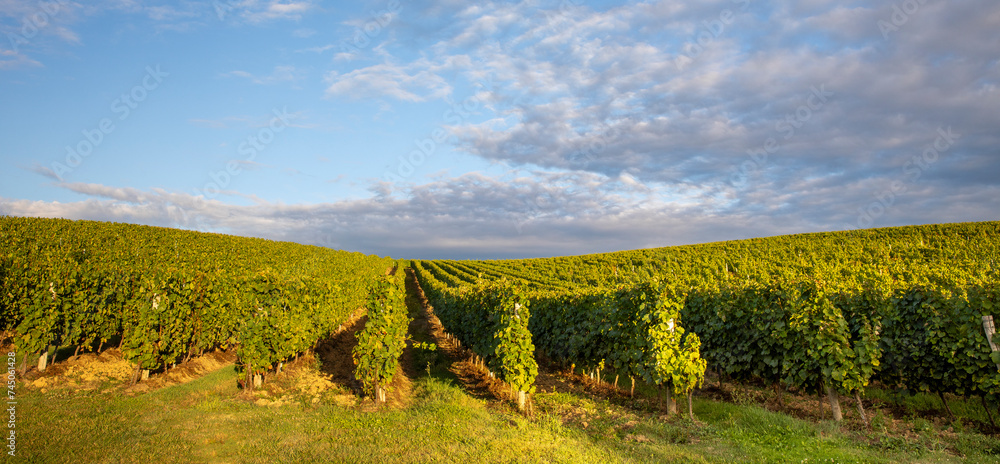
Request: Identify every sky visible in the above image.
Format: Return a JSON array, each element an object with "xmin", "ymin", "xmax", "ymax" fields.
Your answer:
[{"xmin": 1, "ymin": 0, "xmax": 998, "ymax": 260}]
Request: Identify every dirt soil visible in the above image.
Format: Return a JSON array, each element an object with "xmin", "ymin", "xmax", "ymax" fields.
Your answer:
[
  {"xmin": 2, "ymin": 339, "xmax": 235, "ymax": 395},
  {"xmin": 21, "ymin": 348, "xmax": 135, "ymax": 394},
  {"xmin": 250, "ymin": 350, "xmax": 350, "ymax": 408},
  {"xmin": 257, "ymin": 306, "xmax": 415, "ymax": 411},
  {"xmin": 314, "ymin": 309, "xmax": 368, "ymax": 394},
  {"xmin": 406, "ymin": 269, "xmax": 527, "ymax": 410}
]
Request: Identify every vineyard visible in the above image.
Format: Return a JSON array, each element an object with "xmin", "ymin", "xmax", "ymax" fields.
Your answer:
[
  {"xmin": 3, "ymin": 216, "xmax": 1000, "ymax": 462},
  {"xmin": 417, "ymin": 222, "xmax": 1000, "ymax": 422},
  {"xmin": 0, "ymin": 216, "xmax": 403, "ymax": 395}
]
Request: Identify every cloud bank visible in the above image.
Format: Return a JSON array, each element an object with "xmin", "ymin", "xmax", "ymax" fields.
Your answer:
[{"xmin": 3, "ymin": 0, "xmax": 998, "ymax": 258}]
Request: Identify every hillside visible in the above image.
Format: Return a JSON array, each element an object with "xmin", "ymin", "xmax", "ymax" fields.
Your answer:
[{"xmin": 3, "ymin": 216, "xmax": 1000, "ymax": 462}]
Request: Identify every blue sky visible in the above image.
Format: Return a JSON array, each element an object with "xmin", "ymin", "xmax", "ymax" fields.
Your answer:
[{"xmin": 1, "ymin": 0, "xmax": 998, "ymax": 259}]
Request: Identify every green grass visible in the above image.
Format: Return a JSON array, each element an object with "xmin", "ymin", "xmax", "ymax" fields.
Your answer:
[
  {"xmin": 17, "ymin": 364, "xmax": 621, "ymax": 463},
  {"xmin": 16, "ymin": 360, "xmax": 1000, "ymax": 463}
]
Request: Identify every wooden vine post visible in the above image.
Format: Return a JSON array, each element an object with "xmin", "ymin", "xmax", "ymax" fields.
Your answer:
[
  {"xmin": 981, "ymin": 315, "xmax": 999, "ymax": 427},
  {"xmin": 37, "ymin": 351, "xmax": 48, "ymax": 372},
  {"xmin": 824, "ymin": 382, "xmax": 843, "ymax": 421},
  {"xmin": 665, "ymin": 394, "xmax": 678, "ymax": 415},
  {"xmin": 983, "ymin": 315, "xmax": 999, "ymax": 371}
]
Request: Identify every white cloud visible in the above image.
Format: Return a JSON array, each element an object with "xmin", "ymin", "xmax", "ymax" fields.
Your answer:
[
  {"xmin": 0, "ymin": 0, "xmax": 85, "ymax": 68},
  {"xmin": 364, "ymin": 0, "xmax": 1000, "ymax": 201},
  {"xmin": 23, "ymin": 163, "xmax": 61, "ymax": 181},
  {"xmin": 0, "ymin": 48, "xmax": 42, "ymax": 69},
  {"xmin": 4, "ymin": 0, "xmax": 998, "ymax": 259},
  {"xmin": 4, "ymin": 162, "xmax": 997, "ymax": 258},
  {"xmin": 0, "ymin": 174, "xmax": 714, "ymax": 258},
  {"xmin": 242, "ymin": 1, "xmax": 314, "ymax": 24},
  {"xmin": 324, "ymin": 61, "xmax": 453, "ymax": 102},
  {"xmin": 145, "ymin": 5, "xmax": 198, "ymax": 22},
  {"xmin": 298, "ymin": 44, "xmax": 336, "ymax": 54},
  {"xmin": 221, "ymin": 65, "xmax": 303, "ymax": 85}
]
